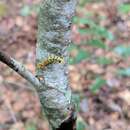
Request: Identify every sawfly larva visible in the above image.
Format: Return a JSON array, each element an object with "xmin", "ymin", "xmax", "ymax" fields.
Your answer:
[{"xmin": 36, "ymin": 55, "xmax": 64, "ymax": 69}]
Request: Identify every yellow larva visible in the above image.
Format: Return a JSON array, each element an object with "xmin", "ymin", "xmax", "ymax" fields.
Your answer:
[{"xmin": 37, "ymin": 55, "xmax": 64, "ymax": 69}]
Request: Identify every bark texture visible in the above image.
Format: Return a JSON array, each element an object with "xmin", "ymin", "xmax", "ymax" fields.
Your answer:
[{"xmin": 36, "ymin": 0, "xmax": 77, "ymax": 129}]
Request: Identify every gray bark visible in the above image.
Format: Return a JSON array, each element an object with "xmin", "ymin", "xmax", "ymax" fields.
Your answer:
[{"xmin": 36, "ymin": 0, "xmax": 77, "ymax": 129}]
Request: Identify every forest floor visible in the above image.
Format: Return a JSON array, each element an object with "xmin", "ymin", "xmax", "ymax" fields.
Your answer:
[{"xmin": 0, "ymin": 0, "xmax": 130, "ymax": 130}]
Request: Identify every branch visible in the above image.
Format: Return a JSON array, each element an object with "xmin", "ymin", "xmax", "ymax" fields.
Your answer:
[
  {"xmin": 0, "ymin": 50, "xmax": 41, "ymax": 88},
  {"xmin": 36, "ymin": 0, "xmax": 78, "ymax": 129}
]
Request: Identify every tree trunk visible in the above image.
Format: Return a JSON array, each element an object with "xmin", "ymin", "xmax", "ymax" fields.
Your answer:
[{"xmin": 36, "ymin": 0, "xmax": 77, "ymax": 130}]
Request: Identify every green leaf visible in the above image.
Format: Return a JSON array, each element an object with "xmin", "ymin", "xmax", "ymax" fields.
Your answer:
[
  {"xmin": 73, "ymin": 16, "xmax": 79, "ymax": 24},
  {"xmin": 79, "ymin": 18, "xmax": 95, "ymax": 26},
  {"xmin": 96, "ymin": 57, "xmax": 113, "ymax": 65},
  {"xmin": 26, "ymin": 125, "xmax": 36, "ymax": 130},
  {"xmin": 31, "ymin": 4, "xmax": 40, "ymax": 14},
  {"xmin": 78, "ymin": 28, "xmax": 90, "ymax": 35},
  {"xmin": 72, "ymin": 94, "xmax": 81, "ymax": 111},
  {"xmin": 78, "ymin": 26, "xmax": 114, "ymax": 41},
  {"xmin": 67, "ymin": 44, "xmax": 78, "ymax": 52},
  {"xmin": 69, "ymin": 49, "xmax": 90, "ymax": 65},
  {"xmin": 69, "ymin": 57, "xmax": 76, "ymax": 65},
  {"xmin": 117, "ymin": 68, "xmax": 130, "ymax": 77},
  {"xmin": 68, "ymin": 44, "xmax": 90, "ymax": 64},
  {"xmin": 118, "ymin": 4, "xmax": 130, "ymax": 13},
  {"xmin": 93, "ymin": 26, "xmax": 114, "ymax": 40},
  {"xmin": 74, "ymin": 49, "xmax": 90, "ymax": 64},
  {"xmin": 20, "ymin": 5, "xmax": 31, "ymax": 16},
  {"xmin": 79, "ymin": 0, "xmax": 88, "ymax": 7},
  {"xmin": 0, "ymin": 2, "xmax": 7, "ymax": 17},
  {"xmin": 90, "ymin": 77, "xmax": 106, "ymax": 93},
  {"xmin": 73, "ymin": 17, "xmax": 95, "ymax": 26},
  {"xmin": 76, "ymin": 117, "xmax": 88, "ymax": 130},
  {"xmin": 87, "ymin": 39, "xmax": 106, "ymax": 49},
  {"xmin": 114, "ymin": 45, "xmax": 130, "ymax": 57},
  {"xmin": 25, "ymin": 121, "xmax": 37, "ymax": 130},
  {"xmin": 74, "ymin": 15, "xmax": 114, "ymax": 40}
]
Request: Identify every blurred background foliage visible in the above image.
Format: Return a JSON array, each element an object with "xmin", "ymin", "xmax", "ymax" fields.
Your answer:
[{"xmin": 0, "ymin": 0, "xmax": 130, "ymax": 130}]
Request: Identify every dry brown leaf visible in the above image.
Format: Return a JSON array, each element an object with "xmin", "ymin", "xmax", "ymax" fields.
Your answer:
[{"xmin": 118, "ymin": 90, "xmax": 130, "ymax": 105}]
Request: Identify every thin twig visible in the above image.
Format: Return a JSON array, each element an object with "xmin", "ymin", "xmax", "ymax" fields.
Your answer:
[{"xmin": 0, "ymin": 50, "xmax": 41, "ymax": 88}]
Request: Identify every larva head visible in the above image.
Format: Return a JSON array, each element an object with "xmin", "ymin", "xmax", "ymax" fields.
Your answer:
[{"xmin": 36, "ymin": 63, "xmax": 45, "ymax": 69}]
